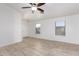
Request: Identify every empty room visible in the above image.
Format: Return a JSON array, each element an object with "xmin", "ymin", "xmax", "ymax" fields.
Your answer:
[{"xmin": 0, "ymin": 3, "xmax": 79, "ymax": 56}]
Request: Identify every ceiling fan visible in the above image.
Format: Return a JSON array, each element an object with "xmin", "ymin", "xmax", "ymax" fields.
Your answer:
[{"xmin": 22, "ymin": 3, "xmax": 45, "ymax": 14}]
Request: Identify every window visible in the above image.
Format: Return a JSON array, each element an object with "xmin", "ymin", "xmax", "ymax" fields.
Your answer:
[
  {"xmin": 35, "ymin": 24, "xmax": 41, "ymax": 34},
  {"xmin": 55, "ymin": 20, "xmax": 65, "ymax": 36}
]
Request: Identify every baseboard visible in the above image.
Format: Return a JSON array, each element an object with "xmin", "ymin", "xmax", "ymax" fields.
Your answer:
[
  {"xmin": 0, "ymin": 39, "xmax": 22, "ymax": 47},
  {"xmin": 26, "ymin": 36, "xmax": 79, "ymax": 45}
]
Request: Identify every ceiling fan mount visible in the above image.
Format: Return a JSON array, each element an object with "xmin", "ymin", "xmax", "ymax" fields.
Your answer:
[{"xmin": 22, "ymin": 3, "xmax": 45, "ymax": 14}]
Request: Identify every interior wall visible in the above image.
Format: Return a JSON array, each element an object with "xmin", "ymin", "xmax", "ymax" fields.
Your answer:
[
  {"xmin": 28, "ymin": 14, "xmax": 79, "ymax": 44},
  {"xmin": 0, "ymin": 4, "xmax": 22, "ymax": 47},
  {"xmin": 22, "ymin": 20, "xmax": 28, "ymax": 37}
]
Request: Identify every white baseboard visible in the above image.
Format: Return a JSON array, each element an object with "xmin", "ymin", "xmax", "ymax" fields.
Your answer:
[
  {"xmin": 0, "ymin": 39, "xmax": 22, "ymax": 47},
  {"xmin": 27, "ymin": 36, "xmax": 79, "ymax": 45}
]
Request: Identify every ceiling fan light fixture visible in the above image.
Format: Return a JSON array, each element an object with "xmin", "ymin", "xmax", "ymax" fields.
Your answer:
[{"xmin": 31, "ymin": 7, "xmax": 37, "ymax": 11}]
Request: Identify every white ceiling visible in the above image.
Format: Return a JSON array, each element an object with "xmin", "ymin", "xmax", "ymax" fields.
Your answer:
[{"xmin": 5, "ymin": 3, "xmax": 79, "ymax": 20}]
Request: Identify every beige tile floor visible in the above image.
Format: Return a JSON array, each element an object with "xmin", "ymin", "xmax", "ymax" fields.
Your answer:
[{"xmin": 0, "ymin": 37, "xmax": 79, "ymax": 56}]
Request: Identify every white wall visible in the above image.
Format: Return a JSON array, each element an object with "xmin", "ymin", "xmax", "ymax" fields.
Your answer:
[
  {"xmin": 0, "ymin": 4, "xmax": 22, "ymax": 47},
  {"xmin": 22, "ymin": 20, "xmax": 28, "ymax": 37},
  {"xmin": 28, "ymin": 14, "xmax": 79, "ymax": 44}
]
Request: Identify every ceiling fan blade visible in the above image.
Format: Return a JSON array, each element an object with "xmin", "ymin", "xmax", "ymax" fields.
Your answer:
[
  {"xmin": 29, "ymin": 3, "xmax": 33, "ymax": 6},
  {"xmin": 37, "ymin": 8, "xmax": 44, "ymax": 13},
  {"xmin": 37, "ymin": 3, "xmax": 45, "ymax": 7},
  {"xmin": 22, "ymin": 7, "xmax": 31, "ymax": 9},
  {"xmin": 33, "ymin": 3, "xmax": 36, "ymax": 5},
  {"xmin": 29, "ymin": 3, "xmax": 36, "ymax": 6}
]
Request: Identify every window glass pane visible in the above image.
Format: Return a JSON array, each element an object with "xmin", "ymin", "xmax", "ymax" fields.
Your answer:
[
  {"xmin": 56, "ymin": 20, "xmax": 65, "ymax": 27},
  {"xmin": 36, "ymin": 24, "xmax": 41, "ymax": 28},
  {"xmin": 55, "ymin": 20, "xmax": 65, "ymax": 36},
  {"xmin": 35, "ymin": 24, "xmax": 41, "ymax": 34}
]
